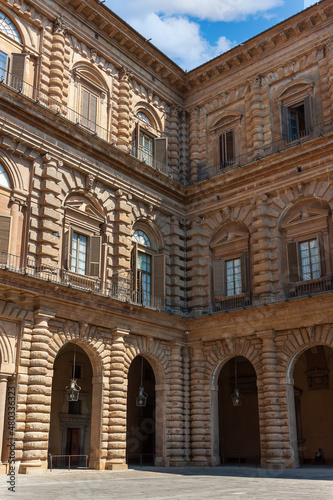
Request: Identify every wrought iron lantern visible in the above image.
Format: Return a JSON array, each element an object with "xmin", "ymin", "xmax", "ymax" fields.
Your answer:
[
  {"xmin": 66, "ymin": 345, "xmax": 81, "ymax": 402},
  {"xmin": 136, "ymin": 357, "xmax": 148, "ymax": 407},
  {"xmin": 231, "ymin": 357, "xmax": 242, "ymax": 407}
]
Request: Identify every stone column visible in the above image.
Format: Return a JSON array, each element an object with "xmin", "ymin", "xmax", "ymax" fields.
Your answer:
[
  {"xmin": 324, "ymin": 39, "xmax": 333, "ymax": 121},
  {"xmin": 168, "ymin": 104, "xmax": 180, "ymax": 171},
  {"xmin": 258, "ymin": 330, "xmax": 286, "ymax": 469},
  {"xmin": 247, "ymin": 75, "xmax": 265, "ymax": 153},
  {"xmin": 113, "ymin": 190, "xmax": 132, "ymax": 287},
  {"xmin": 168, "ymin": 342, "xmax": 187, "ymax": 466},
  {"xmin": 0, "ymin": 376, "xmax": 8, "ymax": 472},
  {"xmin": 37, "ymin": 154, "xmax": 62, "ymax": 268},
  {"xmin": 49, "ymin": 18, "xmax": 67, "ymax": 111},
  {"xmin": 19, "ymin": 309, "xmax": 54, "ymax": 474},
  {"xmin": 188, "ymin": 106, "xmax": 200, "ymax": 182},
  {"xmin": 105, "ymin": 329, "xmax": 129, "ymax": 470},
  {"xmin": 190, "ymin": 341, "xmax": 207, "ymax": 466},
  {"xmin": 117, "ymin": 68, "xmax": 131, "ymax": 151}
]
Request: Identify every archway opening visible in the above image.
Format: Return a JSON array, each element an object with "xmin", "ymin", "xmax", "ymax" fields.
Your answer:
[
  {"xmin": 126, "ymin": 355, "xmax": 156, "ymax": 465},
  {"xmin": 48, "ymin": 343, "xmax": 93, "ymax": 469},
  {"xmin": 218, "ymin": 356, "xmax": 261, "ymax": 466},
  {"xmin": 293, "ymin": 345, "xmax": 333, "ymax": 466}
]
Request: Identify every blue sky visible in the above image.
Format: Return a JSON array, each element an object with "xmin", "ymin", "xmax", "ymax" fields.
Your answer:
[{"xmin": 105, "ymin": 0, "xmax": 316, "ymax": 70}]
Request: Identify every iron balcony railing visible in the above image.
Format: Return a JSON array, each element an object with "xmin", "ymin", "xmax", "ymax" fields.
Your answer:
[
  {"xmin": 0, "ymin": 252, "xmax": 165, "ymax": 311},
  {"xmin": 0, "ymin": 70, "xmax": 177, "ymax": 180},
  {"xmin": 1, "ymin": 252, "xmax": 333, "ymax": 318}
]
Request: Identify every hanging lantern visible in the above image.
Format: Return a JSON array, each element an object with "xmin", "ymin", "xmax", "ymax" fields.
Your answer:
[
  {"xmin": 231, "ymin": 388, "xmax": 242, "ymax": 407},
  {"xmin": 66, "ymin": 378, "xmax": 81, "ymax": 402},
  {"xmin": 231, "ymin": 357, "xmax": 242, "ymax": 407},
  {"xmin": 66, "ymin": 345, "xmax": 81, "ymax": 402},
  {"xmin": 136, "ymin": 386, "xmax": 148, "ymax": 407},
  {"xmin": 136, "ymin": 357, "xmax": 148, "ymax": 407}
]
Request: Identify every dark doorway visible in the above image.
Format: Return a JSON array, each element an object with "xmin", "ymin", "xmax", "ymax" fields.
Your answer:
[
  {"xmin": 218, "ymin": 356, "xmax": 261, "ymax": 466},
  {"xmin": 66, "ymin": 428, "xmax": 81, "ymax": 465},
  {"xmin": 126, "ymin": 356, "xmax": 156, "ymax": 465},
  {"xmin": 293, "ymin": 345, "xmax": 333, "ymax": 465}
]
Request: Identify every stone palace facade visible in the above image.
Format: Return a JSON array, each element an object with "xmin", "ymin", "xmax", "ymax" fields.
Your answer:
[{"xmin": 0, "ymin": 0, "xmax": 332, "ymax": 474}]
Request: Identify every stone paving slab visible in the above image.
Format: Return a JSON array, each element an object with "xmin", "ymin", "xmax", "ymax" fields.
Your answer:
[{"xmin": 1, "ymin": 467, "xmax": 333, "ymax": 500}]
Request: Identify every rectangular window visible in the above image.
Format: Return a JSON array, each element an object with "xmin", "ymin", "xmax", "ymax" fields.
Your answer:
[
  {"xmin": 219, "ymin": 130, "xmax": 234, "ymax": 167},
  {"xmin": 81, "ymin": 88, "xmax": 97, "ymax": 131},
  {"xmin": 0, "ymin": 51, "xmax": 7, "ymax": 81},
  {"xmin": 299, "ymin": 239, "xmax": 321, "ymax": 281},
  {"xmin": 281, "ymin": 95, "xmax": 313, "ymax": 142},
  {"xmin": 137, "ymin": 251, "xmax": 151, "ymax": 305},
  {"xmin": 71, "ymin": 232, "xmax": 87, "ymax": 275},
  {"xmin": 139, "ymin": 132, "xmax": 154, "ymax": 166},
  {"xmin": 226, "ymin": 258, "xmax": 242, "ymax": 296}
]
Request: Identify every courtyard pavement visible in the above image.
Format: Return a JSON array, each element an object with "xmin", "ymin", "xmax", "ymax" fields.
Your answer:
[{"xmin": 1, "ymin": 466, "xmax": 333, "ymax": 500}]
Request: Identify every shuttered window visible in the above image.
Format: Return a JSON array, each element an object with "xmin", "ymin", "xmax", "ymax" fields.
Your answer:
[
  {"xmin": 81, "ymin": 88, "xmax": 97, "ymax": 131},
  {"xmin": 287, "ymin": 236, "xmax": 324, "ymax": 282},
  {"xmin": 280, "ymin": 95, "xmax": 313, "ymax": 141},
  {"xmin": 214, "ymin": 252, "xmax": 249, "ymax": 298},
  {"xmin": 10, "ymin": 53, "xmax": 26, "ymax": 91},
  {"xmin": 67, "ymin": 228, "xmax": 101, "ymax": 277},
  {"xmin": 154, "ymin": 137, "xmax": 168, "ymax": 170},
  {"xmin": 219, "ymin": 130, "xmax": 234, "ymax": 167},
  {"xmin": 0, "ymin": 51, "xmax": 7, "ymax": 81},
  {"xmin": 0, "ymin": 215, "xmax": 10, "ymax": 253}
]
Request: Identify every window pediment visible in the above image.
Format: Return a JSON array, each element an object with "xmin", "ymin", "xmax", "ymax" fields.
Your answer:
[
  {"xmin": 281, "ymin": 208, "xmax": 329, "ymax": 229},
  {"xmin": 73, "ymin": 64, "xmax": 108, "ymax": 95},
  {"xmin": 211, "ymin": 111, "xmax": 242, "ymax": 131},
  {"xmin": 65, "ymin": 195, "xmax": 104, "ymax": 222},
  {"xmin": 277, "ymin": 78, "xmax": 314, "ymax": 107}
]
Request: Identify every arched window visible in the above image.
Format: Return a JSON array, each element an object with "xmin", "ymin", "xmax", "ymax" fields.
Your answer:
[
  {"xmin": 131, "ymin": 228, "xmax": 165, "ymax": 307},
  {"xmin": 0, "ymin": 12, "xmax": 21, "ymax": 43},
  {"xmin": 209, "ymin": 112, "xmax": 242, "ymax": 170},
  {"xmin": 0, "ymin": 11, "xmax": 25, "ymax": 90},
  {"xmin": 132, "ymin": 108, "xmax": 167, "ymax": 169},
  {"xmin": 0, "ymin": 164, "xmax": 10, "ymax": 189}
]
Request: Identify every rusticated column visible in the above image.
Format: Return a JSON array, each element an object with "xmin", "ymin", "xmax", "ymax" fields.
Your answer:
[
  {"xmin": 19, "ymin": 309, "xmax": 54, "ymax": 474},
  {"xmin": 188, "ymin": 106, "xmax": 200, "ymax": 182},
  {"xmin": 168, "ymin": 104, "xmax": 180, "ymax": 171},
  {"xmin": 168, "ymin": 342, "xmax": 187, "ymax": 466},
  {"xmin": 247, "ymin": 75, "xmax": 265, "ymax": 152},
  {"xmin": 179, "ymin": 109, "xmax": 189, "ymax": 183},
  {"xmin": 183, "ymin": 345, "xmax": 191, "ymax": 463},
  {"xmin": 251, "ymin": 195, "xmax": 279, "ymax": 296},
  {"xmin": 190, "ymin": 341, "xmax": 208, "ymax": 466},
  {"xmin": 323, "ymin": 39, "xmax": 333, "ymax": 121},
  {"xmin": 113, "ymin": 190, "xmax": 132, "ymax": 281},
  {"xmin": 48, "ymin": 18, "xmax": 67, "ymax": 111},
  {"xmin": 37, "ymin": 154, "xmax": 62, "ymax": 268},
  {"xmin": 117, "ymin": 68, "xmax": 131, "ymax": 151},
  {"xmin": 105, "ymin": 329, "xmax": 129, "ymax": 470},
  {"xmin": 258, "ymin": 330, "xmax": 286, "ymax": 469}
]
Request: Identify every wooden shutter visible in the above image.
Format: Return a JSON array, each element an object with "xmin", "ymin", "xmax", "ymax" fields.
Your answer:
[
  {"xmin": 131, "ymin": 242, "xmax": 138, "ymax": 293},
  {"xmin": 64, "ymin": 226, "xmax": 72, "ymax": 270},
  {"xmin": 287, "ymin": 241, "xmax": 299, "ymax": 282},
  {"xmin": 10, "ymin": 54, "xmax": 26, "ymax": 90},
  {"xmin": 280, "ymin": 105, "xmax": 289, "ymax": 140},
  {"xmin": 152, "ymin": 253, "xmax": 165, "ymax": 301},
  {"xmin": 0, "ymin": 215, "xmax": 11, "ymax": 253},
  {"xmin": 213, "ymin": 259, "xmax": 225, "ymax": 297},
  {"xmin": 218, "ymin": 134, "xmax": 223, "ymax": 165},
  {"xmin": 82, "ymin": 89, "xmax": 90, "ymax": 128},
  {"xmin": 90, "ymin": 94, "xmax": 97, "ymax": 131},
  {"xmin": 133, "ymin": 123, "xmax": 140, "ymax": 157},
  {"xmin": 241, "ymin": 252, "xmax": 249, "ymax": 293},
  {"xmin": 304, "ymin": 95, "xmax": 313, "ymax": 133},
  {"xmin": 154, "ymin": 137, "xmax": 168, "ymax": 170},
  {"xmin": 317, "ymin": 232, "xmax": 326, "ymax": 277},
  {"xmin": 89, "ymin": 235, "xmax": 101, "ymax": 277},
  {"xmin": 226, "ymin": 131, "xmax": 234, "ymax": 162}
]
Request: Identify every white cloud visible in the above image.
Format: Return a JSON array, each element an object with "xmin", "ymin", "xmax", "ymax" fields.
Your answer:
[
  {"xmin": 128, "ymin": 14, "xmax": 235, "ymax": 70},
  {"xmin": 304, "ymin": 0, "xmax": 316, "ymax": 7},
  {"xmin": 105, "ymin": 0, "xmax": 284, "ymax": 70},
  {"xmin": 109, "ymin": 0, "xmax": 284, "ymax": 23}
]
